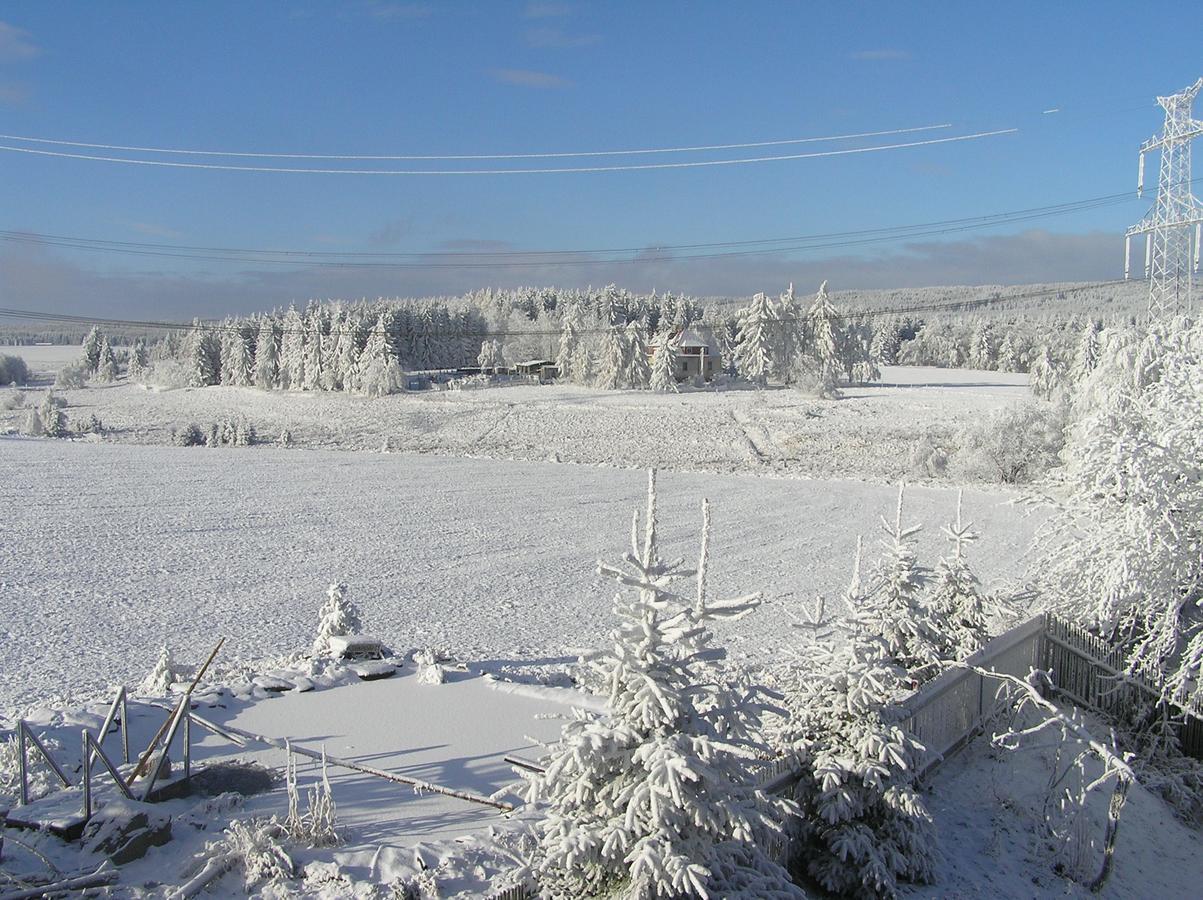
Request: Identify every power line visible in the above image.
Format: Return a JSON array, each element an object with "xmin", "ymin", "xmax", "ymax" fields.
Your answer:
[
  {"xmin": 0, "ymin": 187, "xmax": 1148, "ymax": 272},
  {"xmin": 0, "ymin": 129, "xmax": 1018, "ymax": 175},
  {"xmin": 0, "ymin": 123, "xmax": 954, "ymax": 161},
  {"xmin": 0, "ymin": 280, "xmax": 1132, "ymax": 338}
]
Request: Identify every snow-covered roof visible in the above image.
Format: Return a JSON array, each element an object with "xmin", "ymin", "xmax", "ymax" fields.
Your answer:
[
  {"xmin": 675, "ymin": 328, "xmax": 712, "ymax": 348},
  {"xmin": 515, "ymin": 359, "xmax": 555, "ymax": 367}
]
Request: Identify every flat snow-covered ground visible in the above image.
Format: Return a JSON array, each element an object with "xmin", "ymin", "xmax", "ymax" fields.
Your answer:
[
  {"xmin": 0, "ymin": 438, "xmax": 1042, "ymax": 716},
  {"xmin": 0, "ymin": 364, "xmax": 1031, "ymax": 481}
]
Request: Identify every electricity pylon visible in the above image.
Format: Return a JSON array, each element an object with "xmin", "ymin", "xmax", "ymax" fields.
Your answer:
[{"xmin": 1124, "ymin": 78, "xmax": 1203, "ymax": 318}]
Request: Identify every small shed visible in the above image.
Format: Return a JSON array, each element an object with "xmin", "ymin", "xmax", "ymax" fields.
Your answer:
[
  {"xmin": 513, "ymin": 359, "xmax": 558, "ymax": 382},
  {"xmin": 671, "ymin": 327, "xmax": 720, "ymax": 381}
]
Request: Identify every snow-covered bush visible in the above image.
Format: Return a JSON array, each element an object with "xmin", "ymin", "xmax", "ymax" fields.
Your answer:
[
  {"xmin": 525, "ymin": 472, "xmax": 801, "ymax": 899},
  {"xmin": 0, "ymin": 731, "xmax": 64, "ymax": 806},
  {"xmin": 313, "ymin": 582, "xmax": 362, "ymax": 656},
  {"xmin": 141, "ymin": 358, "xmax": 192, "ymax": 389},
  {"xmin": 204, "ymin": 417, "xmax": 256, "ymax": 447},
  {"xmin": 907, "ymin": 434, "xmax": 950, "ymax": 480},
  {"xmin": 172, "ymin": 423, "xmax": 205, "ymax": 447},
  {"xmin": 23, "ymin": 391, "xmax": 67, "ymax": 437},
  {"xmin": 0, "ymin": 353, "xmax": 29, "ymax": 385},
  {"xmin": 198, "ymin": 818, "xmax": 296, "ymax": 892},
  {"xmin": 1, "ymin": 389, "xmax": 25, "ymax": 411},
  {"xmin": 952, "ymin": 400, "xmax": 1065, "ymax": 484},
  {"xmin": 54, "ymin": 359, "xmax": 89, "ymax": 389},
  {"xmin": 73, "ymin": 412, "xmax": 105, "ymax": 435},
  {"xmin": 413, "ymin": 648, "xmax": 449, "ymax": 685},
  {"xmin": 284, "ymin": 745, "xmax": 341, "ymax": 848}
]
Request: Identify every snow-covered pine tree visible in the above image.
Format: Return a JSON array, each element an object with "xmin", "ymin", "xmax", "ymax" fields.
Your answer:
[
  {"xmin": 623, "ymin": 321, "xmax": 650, "ymax": 389},
  {"xmin": 926, "ymin": 491, "xmax": 990, "ymax": 660},
  {"xmin": 805, "ymin": 281, "xmax": 841, "ymax": 385},
  {"xmin": 555, "ymin": 303, "xmax": 582, "ymax": 383},
  {"xmin": 128, "ymin": 338, "xmax": 150, "ymax": 379},
  {"xmin": 570, "ymin": 341, "xmax": 593, "ymax": 386},
  {"xmin": 734, "ymin": 292, "xmax": 775, "ymax": 387},
  {"xmin": 95, "ymin": 336, "xmax": 119, "ymax": 383},
  {"xmin": 254, "ymin": 316, "xmax": 280, "ymax": 390},
  {"xmin": 301, "ymin": 314, "xmax": 324, "ymax": 391},
  {"xmin": 80, "ymin": 326, "xmax": 104, "ymax": 374},
  {"xmin": 859, "ymin": 485, "xmax": 941, "ymax": 681},
  {"xmin": 772, "ymin": 283, "xmax": 802, "ymax": 385},
  {"xmin": 649, "ymin": 329, "xmax": 680, "ymax": 393},
  {"xmin": 595, "ymin": 325, "xmax": 627, "ymax": 390},
  {"xmin": 184, "ymin": 326, "xmax": 220, "ymax": 387},
  {"xmin": 782, "ymin": 556, "xmax": 939, "ymax": 898},
  {"xmin": 140, "ymin": 646, "xmax": 177, "ymax": 695},
  {"xmin": 38, "ymin": 391, "xmax": 66, "ymax": 437},
  {"xmin": 278, "ymin": 306, "xmax": 306, "ymax": 390},
  {"xmin": 996, "ymin": 333, "xmax": 1018, "ymax": 372},
  {"xmin": 1029, "ymin": 345, "xmax": 1062, "ymax": 400},
  {"xmin": 352, "ymin": 315, "xmax": 402, "ymax": 397},
  {"xmin": 312, "ymin": 583, "xmax": 362, "ymax": 656},
  {"xmin": 330, "ymin": 316, "xmax": 360, "ymax": 391},
  {"xmin": 526, "ymin": 471, "xmax": 801, "ymax": 899},
  {"xmin": 1070, "ymin": 319, "xmax": 1102, "ymax": 383}
]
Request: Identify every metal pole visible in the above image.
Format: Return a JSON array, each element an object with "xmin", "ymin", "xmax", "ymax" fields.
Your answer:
[
  {"xmin": 18, "ymin": 722, "xmax": 28, "ymax": 806},
  {"xmin": 120, "ymin": 689, "xmax": 130, "ymax": 764},
  {"xmin": 183, "ymin": 712, "xmax": 191, "ymax": 781},
  {"xmin": 82, "ymin": 731, "xmax": 92, "ymax": 823},
  {"xmin": 1124, "ymin": 234, "xmax": 1132, "ymax": 279}
]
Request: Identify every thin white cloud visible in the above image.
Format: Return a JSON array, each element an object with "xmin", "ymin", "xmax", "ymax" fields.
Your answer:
[
  {"xmin": 526, "ymin": 26, "xmax": 600, "ymax": 49},
  {"xmin": 0, "ymin": 81, "xmax": 28, "ymax": 106},
  {"xmin": 850, "ymin": 49, "xmax": 912, "ymax": 61},
  {"xmin": 0, "ymin": 21, "xmax": 39, "ymax": 63},
  {"xmin": 122, "ymin": 220, "xmax": 185, "ymax": 240},
  {"xmin": 488, "ymin": 67, "xmax": 573, "ymax": 89},
  {"xmin": 524, "ymin": 2, "xmax": 572, "ymax": 19},
  {"xmin": 362, "ymin": 2, "xmax": 433, "ymax": 21}
]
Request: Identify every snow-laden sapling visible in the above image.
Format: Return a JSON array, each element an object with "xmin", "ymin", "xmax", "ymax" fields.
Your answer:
[
  {"xmin": 859, "ymin": 485, "xmax": 942, "ymax": 682},
  {"xmin": 927, "ymin": 491, "xmax": 991, "ymax": 660},
  {"xmin": 782, "ymin": 548, "xmax": 938, "ymax": 899},
  {"xmin": 312, "ymin": 582, "xmax": 363, "ymax": 657},
  {"xmin": 180, "ymin": 818, "xmax": 296, "ymax": 895},
  {"xmin": 413, "ymin": 648, "xmax": 449, "ymax": 685},
  {"xmin": 140, "ymin": 645, "xmax": 179, "ymax": 696},
  {"xmin": 525, "ymin": 471, "xmax": 803, "ymax": 899}
]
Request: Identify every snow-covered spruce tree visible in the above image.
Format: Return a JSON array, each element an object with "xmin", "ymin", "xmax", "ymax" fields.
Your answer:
[
  {"xmin": 772, "ymin": 283, "xmax": 803, "ymax": 386},
  {"xmin": 859, "ymin": 485, "xmax": 941, "ymax": 681},
  {"xmin": 352, "ymin": 316, "xmax": 402, "ymax": 397},
  {"xmin": 556, "ymin": 303, "xmax": 583, "ymax": 383},
  {"xmin": 477, "ymin": 337, "xmax": 503, "ymax": 373},
  {"xmin": 623, "ymin": 321, "xmax": 651, "ymax": 389},
  {"xmin": 313, "ymin": 583, "xmax": 362, "ymax": 656},
  {"xmin": 140, "ymin": 646, "xmax": 177, "ymax": 696},
  {"xmin": 996, "ymin": 333, "xmax": 1019, "ymax": 372},
  {"xmin": 95, "ymin": 336, "xmax": 119, "ymax": 383},
  {"xmin": 1029, "ymin": 345, "xmax": 1063, "ymax": 400},
  {"xmin": 278, "ymin": 306, "xmax": 306, "ymax": 390},
  {"xmin": 80, "ymin": 326, "xmax": 104, "ymax": 374},
  {"xmin": 926, "ymin": 491, "xmax": 990, "ymax": 660},
  {"xmin": 37, "ymin": 391, "xmax": 67, "ymax": 437},
  {"xmin": 184, "ymin": 326, "xmax": 220, "ymax": 387},
  {"xmin": 803, "ymin": 281, "xmax": 842, "ymax": 395},
  {"xmin": 128, "ymin": 338, "xmax": 150, "ymax": 380},
  {"xmin": 781, "ymin": 576, "xmax": 938, "ymax": 899},
  {"xmin": 1070, "ymin": 319, "xmax": 1102, "ymax": 383},
  {"xmin": 301, "ymin": 314, "xmax": 324, "ymax": 391},
  {"xmin": 570, "ymin": 341, "xmax": 594, "ymax": 386},
  {"xmin": 595, "ymin": 325, "xmax": 627, "ymax": 391},
  {"xmin": 254, "ymin": 316, "xmax": 280, "ymax": 390},
  {"xmin": 734, "ymin": 292, "xmax": 775, "ymax": 388},
  {"xmin": 649, "ymin": 329, "xmax": 680, "ymax": 393},
  {"xmin": 526, "ymin": 471, "xmax": 801, "ymax": 899}
]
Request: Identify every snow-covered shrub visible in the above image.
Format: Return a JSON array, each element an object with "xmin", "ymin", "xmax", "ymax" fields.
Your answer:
[
  {"xmin": 952, "ymin": 400, "xmax": 1065, "ymax": 484},
  {"xmin": 313, "ymin": 583, "xmax": 362, "ymax": 656},
  {"xmin": 172, "ymin": 423, "xmax": 205, "ymax": 447},
  {"xmin": 907, "ymin": 433, "xmax": 950, "ymax": 479},
  {"xmin": 73, "ymin": 412, "xmax": 105, "ymax": 435},
  {"xmin": 413, "ymin": 648, "xmax": 448, "ymax": 685},
  {"xmin": 781, "ymin": 553, "xmax": 938, "ymax": 898},
  {"xmin": 203, "ymin": 417, "xmax": 256, "ymax": 447},
  {"xmin": 54, "ymin": 359, "xmax": 89, "ymax": 389},
  {"xmin": 24, "ymin": 392, "xmax": 67, "ymax": 437},
  {"xmin": 204, "ymin": 818, "xmax": 295, "ymax": 891},
  {"xmin": 525, "ymin": 472, "xmax": 801, "ymax": 899},
  {"xmin": 284, "ymin": 745, "xmax": 341, "ymax": 848},
  {"xmin": 140, "ymin": 646, "xmax": 179, "ymax": 695},
  {"xmin": 277, "ymin": 428, "xmax": 293, "ymax": 447},
  {"xmin": 1, "ymin": 389, "xmax": 25, "ymax": 411},
  {"xmin": 0, "ymin": 353, "xmax": 29, "ymax": 385}
]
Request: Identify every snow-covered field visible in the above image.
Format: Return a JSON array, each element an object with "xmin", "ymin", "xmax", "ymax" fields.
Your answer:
[
  {"xmin": 0, "ymin": 343, "xmax": 79, "ymax": 380},
  {"xmin": 0, "ymin": 364, "xmax": 1031, "ymax": 481},
  {"xmin": 0, "ymin": 438, "xmax": 1042, "ymax": 717}
]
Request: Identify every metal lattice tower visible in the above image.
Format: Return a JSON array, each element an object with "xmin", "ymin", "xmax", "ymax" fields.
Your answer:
[{"xmin": 1124, "ymin": 78, "xmax": 1203, "ymax": 318}]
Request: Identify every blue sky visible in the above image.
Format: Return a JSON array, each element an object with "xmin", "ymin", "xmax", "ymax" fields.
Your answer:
[{"xmin": 0, "ymin": 1, "xmax": 1200, "ymax": 316}]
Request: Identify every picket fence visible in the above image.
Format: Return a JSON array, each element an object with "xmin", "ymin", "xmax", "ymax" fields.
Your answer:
[{"xmin": 485, "ymin": 612, "xmax": 1203, "ymax": 899}]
